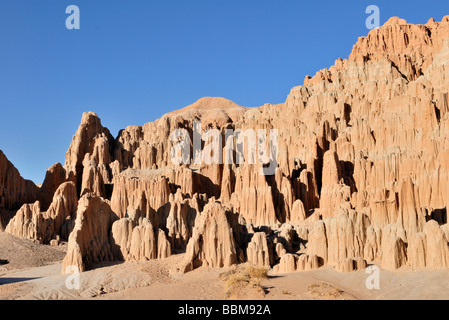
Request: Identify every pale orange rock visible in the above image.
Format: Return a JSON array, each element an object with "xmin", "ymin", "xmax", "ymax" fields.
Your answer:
[
  {"xmin": 111, "ymin": 174, "xmax": 171, "ymax": 219},
  {"xmin": 127, "ymin": 218, "xmax": 157, "ymax": 261},
  {"xmin": 0, "ymin": 150, "xmax": 41, "ymax": 212},
  {"xmin": 64, "ymin": 112, "xmax": 114, "ymax": 196},
  {"xmin": 274, "ymin": 242, "xmax": 287, "ymax": 259},
  {"xmin": 180, "ymin": 201, "xmax": 237, "ymax": 273},
  {"xmin": 80, "ymin": 155, "xmax": 106, "ymax": 197},
  {"xmin": 273, "ymin": 254, "xmax": 297, "ymax": 273},
  {"xmin": 381, "ymin": 225, "xmax": 408, "ymax": 270},
  {"xmin": 289, "ymin": 200, "xmax": 307, "ymax": 223},
  {"xmin": 6, "ymin": 182, "xmax": 77, "ymax": 243},
  {"xmin": 407, "ymin": 232, "xmax": 427, "ymax": 269},
  {"xmin": 246, "ymin": 232, "xmax": 272, "ymax": 267},
  {"xmin": 422, "ymin": 220, "xmax": 449, "ymax": 269},
  {"xmin": 110, "ymin": 217, "xmax": 134, "ymax": 260},
  {"xmin": 40, "ymin": 163, "xmax": 67, "ymax": 210},
  {"xmin": 335, "ymin": 258, "xmax": 356, "ymax": 273},
  {"xmin": 363, "ymin": 226, "xmax": 382, "ymax": 262},
  {"xmin": 157, "ymin": 229, "xmax": 172, "ymax": 259},
  {"xmin": 306, "ymin": 220, "xmax": 328, "ymax": 264},
  {"xmin": 335, "ymin": 257, "xmax": 367, "ymax": 272},
  {"xmin": 296, "ymin": 254, "xmax": 320, "ymax": 271},
  {"xmin": 157, "ymin": 189, "xmax": 201, "ymax": 251},
  {"xmin": 355, "ymin": 257, "xmax": 368, "ymax": 270},
  {"xmin": 384, "ymin": 17, "xmax": 408, "ymax": 26},
  {"xmin": 62, "ymin": 194, "xmax": 118, "ymax": 273},
  {"xmin": 5, "ymin": 201, "xmax": 43, "ymax": 241},
  {"xmin": 43, "ymin": 181, "xmax": 78, "ymax": 241},
  {"xmin": 110, "ymin": 213, "xmax": 172, "ymax": 261},
  {"xmin": 232, "ymin": 164, "xmax": 278, "ymax": 226}
]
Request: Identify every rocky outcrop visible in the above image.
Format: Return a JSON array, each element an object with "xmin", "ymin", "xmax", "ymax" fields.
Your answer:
[
  {"xmin": 40, "ymin": 163, "xmax": 67, "ymax": 210},
  {"xmin": 5, "ymin": 201, "xmax": 43, "ymax": 241},
  {"xmin": 157, "ymin": 229, "xmax": 172, "ymax": 259},
  {"xmin": 123, "ymin": 218, "xmax": 157, "ymax": 261},
  {"xmin": 0, "ymin": 150, "xmax": 41, "ymax": 212},
  {"xmin": 407, "ymin": 220, "xmax": 449, "ymax": 269},
  {"xmin": 44, "ymin": 182, "xmax": 78, "ymax": 241},
  {"xmin": 273, "ymin": 254, "xmax": 297, "ymax": 273},
  {"xmin": 289, "ymin": 200, "xmax": 307, "ymax": 224},
  {"xmin": 246, "ymin": 232, "xmax": 273, "ymax": 267},
  {"xmin": 157, "ymin": 189, "xmax": 202, "ymax": 251},
  {"xmin": 273, "ymin": 253, "xmax": 320, "ymax": 273},
  {"xmin": 62, "ymin": 194, "xmax": 118, "ymax": 272},
  {"xmin": 335, "ymin": 258, "xmax": 367, "ymax": 273},
  {"xmin": 233, "ymin": 165, "xmax": 279, "ymax": 226},
  {"xmin": 64, "ymin": 112, "xmax": 114, "ymax": 197},
  {"xmin": 110, "ymin": 174, "xmax": 171, "ymax": 219},
  {"xmin": 110, "ymin": 214, "xmax": 172, "ymax": 261},
  {"xmin": 6, "ymin": 182, "xmax": 78, "ymax": 243},
  {"xmin": 179, "ymin": 201, "xmax": 238, "ymax": 273}
]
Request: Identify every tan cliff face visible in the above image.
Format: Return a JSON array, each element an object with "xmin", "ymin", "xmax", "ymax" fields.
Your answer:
[
  {"xmin": 2, "ymin": 16, "xmax": 449, "ymax": 274},
  {"xmin": 0, "ymin": 151, "xmax": 41, "ymax": 212}
]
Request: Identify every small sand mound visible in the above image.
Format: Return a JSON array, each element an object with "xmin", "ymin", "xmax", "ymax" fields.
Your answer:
[
  {"xmin": 307, "ymin": 282, "xmax": 357, "ymax": 300},
  {"xmin": 220, "ymin": 264, "xmax": 269, "ymax": 300}
]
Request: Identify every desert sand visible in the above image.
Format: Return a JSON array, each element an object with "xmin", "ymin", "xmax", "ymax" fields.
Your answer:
[{"xmin": 1, "ymin": 232, "xmax": 449, "ymax": 300}]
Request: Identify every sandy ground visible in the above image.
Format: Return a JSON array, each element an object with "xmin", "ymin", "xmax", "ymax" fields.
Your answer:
[
  {"xmin": 1, "ymin": 232, "xmax": 449, "ymax": 300},
  {"xmin": 0, "ymin": 232, "xmax": 66, "ymax": 271}
]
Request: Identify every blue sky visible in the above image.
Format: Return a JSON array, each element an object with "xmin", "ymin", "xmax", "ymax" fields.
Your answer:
[{"xmin": 1, "ymin": 0, "xmax": 448, "ymax": 184}]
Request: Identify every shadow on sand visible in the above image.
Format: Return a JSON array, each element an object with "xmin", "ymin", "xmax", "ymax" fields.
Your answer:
[{"xmin": 0, "ymin": 277, "xmax": 41, "ymax": 285}]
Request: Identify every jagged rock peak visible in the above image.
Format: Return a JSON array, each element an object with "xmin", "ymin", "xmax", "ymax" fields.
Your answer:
[{"xmin": 64, "ymin": 112, "xmax": 115, "ymax": 197}]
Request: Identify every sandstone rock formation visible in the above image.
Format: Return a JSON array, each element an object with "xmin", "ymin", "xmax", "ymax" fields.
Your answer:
[
  {"xmin": 0, "ymin": 150, "xmax": 41, "ymax": 229},
  {"xmin": 246, "ymin": 232, "xmax": 273, "ymax": 267},
  {"xmin": 62, "ymin": 194, "xmax": 118, "ymax": 272},
  {"xmin": 110, "ymin": 213, "xmax": 172, "ymax": 261},
  {"xmin": 179, "ymin": 201, "xmax": 238, "ymax": 273},
  {"xmin": 5, "ymin": 201, "xmax": 42, "ymax": 241},
  {"xmin": 64, "ymin": 112, "xmax": 114, "ymax": 198},
  {"xmin": 3, "ymin": 17, "xmax": 449, "ymax": 275},
  {"xmin": 5, "ymin": 182, "xmax": 78, "ymax": 243},
  {"xmin": 40, "ymin": 163, "xmax": 67, "ymax": 210}
]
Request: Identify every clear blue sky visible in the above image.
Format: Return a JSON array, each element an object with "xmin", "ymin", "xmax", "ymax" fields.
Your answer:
[{"xmin": 1, "ymin": 0, "xmax": 448, "ymax": 184}]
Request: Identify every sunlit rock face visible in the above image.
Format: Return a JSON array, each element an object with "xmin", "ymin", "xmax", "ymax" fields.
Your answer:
[{"xmin": 4, "ymin": 17, "xmax": 449, "ymax": 273}]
